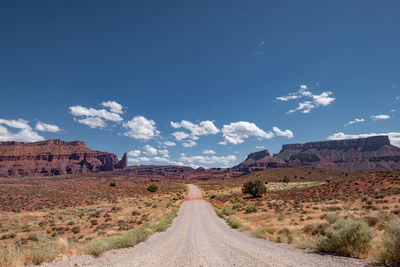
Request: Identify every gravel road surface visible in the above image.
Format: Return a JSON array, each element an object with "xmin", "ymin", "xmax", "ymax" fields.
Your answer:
[{"xmin": 44, "ymin": 184, "xmax": 373, "ymax": 267}]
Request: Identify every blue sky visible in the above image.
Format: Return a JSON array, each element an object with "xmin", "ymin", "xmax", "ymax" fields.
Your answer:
[{"xmin": 1, "ymin": 1, "xmax": 399, "ymax": 168}]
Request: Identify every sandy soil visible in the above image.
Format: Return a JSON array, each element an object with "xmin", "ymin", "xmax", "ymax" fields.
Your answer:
[{"xmin": 43, "ymin": 184, "xmax": 373, "ymax": 267}]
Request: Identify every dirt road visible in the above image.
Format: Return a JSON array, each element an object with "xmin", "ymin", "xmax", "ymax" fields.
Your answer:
[{"xmin": 46, "ymin": 184, "xmax": 371, "ymax": 267}]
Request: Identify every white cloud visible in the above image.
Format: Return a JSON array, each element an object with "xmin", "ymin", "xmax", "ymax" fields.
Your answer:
[
  {"xmin": 272, "ymin": 126, "xmax": 294, "ymax": 139},
  {"xmin": 172, "ymin": 131, "xmax": 190, "ymax": 141},
  {"xmin": 69, "ymin": 101, "xmax": 124, "ymax": 128},
  {"xmin": 152, "ymin": 156, "xmax": 172, "ymax": 163},
  {"xmin": 158, "ymin": 149, "xmax": 169, "ymax": 157},
  {"xmin": 203, "ymin": 149, "xmax": 216, "ymax": 155},
  {"xmin": 288, "ymin": 101, "xmax": 315, "ymax": 114},
  {"xmin": 69, "ymin": 105, "xmax": 123, "ymax": 122},
  {"xmin": 396, "ymin": 96, "xmax": 400, "ymax": 100},
  {"xmin": 221, "ymin": 121, "xmax": 274, "ymax": 145},
  {"xmin": 128, "ymin": 156, "xmax": 151, "ymax": 163},
  {"xmin": 312, "ymin": 91, "xmax": 335, "ymax": 106},
  {"xmin": 371, "ymin": 114, "xmax": 391, "ymax": 120},
  {"xmin": 182, "ymin": 140, "xmax": 197, "ymax": 148},
  {"xmin": 0, "ymin": 119, "xmax": 31, "ymax": 129},
  {"xmin": 256, "ymin": 146, "xmax": 266, "ymax": 149},
  {"xmin": 143, "ymin": 144, "xmax": 157, "ymax": 155},
  {"xmin": 179, "ymin": 154, "xmax": 237, "ymax": 168},
  {"xmin": 128, "ymin": 150, "xmax": 141, "ymax": 157},
  {"xmin": 277, "ymin": 85, "xmax": 335, "ymax": 114},
  {"xmin": 101, "ymin": 101, "xmax": 124, "ymax": 114},
  {"xmin": 74, "ymin": 117, "xmax": 106, "ymax": 129},
  {"xmin": 35, "ymin": 121, "xmax": 61, "ymax": 133},
  {"xmin": 327, "ymin": 132, "xmax": 400, "ymax": 147},
  {"xmin": 0, "ymin": 119, "xmax": 44, "ymax": 142},
  {"xmin": 164, "ymin": 141, "xmax": 176, "ymax": 146},
  {"xmin": 344, "ymin": 118, "xmax": 365, "ymax": 126},
  {"xmin": 123, "ymin": 116, "xmax": 160, "ymax": 140},
  {"xmin": 170, "ymin": 120, "xmax": 219, "ymax": 140},
  {"xmin": 276, "ymin": 95, "xmax": 300, "ymax": 101}
]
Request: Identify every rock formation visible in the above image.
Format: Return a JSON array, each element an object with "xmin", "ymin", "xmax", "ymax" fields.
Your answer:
[
  {"xmin": 234, "ymin": 136, "xmax": 400, "ymax": 172},
  {"xmin": 232, "ymin": 150, "xmax": 285, "ymax": 173},
  {"xmin": 0, "ymin": 139, "xmax": 127, "ymax": 177}
]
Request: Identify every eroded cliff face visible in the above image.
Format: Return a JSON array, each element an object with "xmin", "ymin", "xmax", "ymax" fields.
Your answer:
[
  {"xmin": 273, "ymin": 136, "xmax": 400, "ymax": 170},
  {"xmin": 0, "ymin": 140, "xmax": 127, "ymax": 177},
  {"xmin": 234, "ymin": 136, "xmax": 400, "ymax": 172},
  {"xmin": 232, "ymin": 150, "xmax": 286, "ymax": 173}
]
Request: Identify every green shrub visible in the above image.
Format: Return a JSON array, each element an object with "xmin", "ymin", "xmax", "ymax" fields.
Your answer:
[
  {"xmin": 276, "ymin": 228, "xmax": 293, "ymax": 243},
  {"xmin": 322, "ymin": 213, "xmax": 339, "ymax": 224},
  {"xmin": 226, "ymin": 216, "xmax": 242, "ymax": 229},
  {"xmin": 132, "ymin": 210, "xmax": 140, "ymax": 216},
  {"xmin": 222, "ymin": 208, "xmax": 235, "ymax": 216},
  {"xmin": 71, "ymin": 226, "xmax": 80, "ymax": 234},
  {"xmin": 232, "ymin": 202, "xmax": 243, "ymax": 210},
  {"xmin": 147, "ymin": 184, "xmax": 159, "ymax": 192},
  {"xmin": 242, "ymin": 180, "xmax": 266, "ymax": 198},
  {"xmin": 363, "ymin": 216, "xmax": 379, "ymax": 227},
  {"xmin": 109, "ymin": 182, "xmax": 116, "ymax": 187},
  {"xmin": 245, "ymin": 204, "xmax": 257, "ymax": 213},
  {"xmin": 252, "ymin": 227, "xmax": 267, "ymax": 239},
  {"xmin": 379, "ymin": 217, "xmax": 400, "ymax": 266},
  {"xmin": 317, "ymin": 218, "xmax": 374, "ymax": 257},
  {"xmin": 282, "ymin": 176, "xmax": 290, "ymax": 183}
]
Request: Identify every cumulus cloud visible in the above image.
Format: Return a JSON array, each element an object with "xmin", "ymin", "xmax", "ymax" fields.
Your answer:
[
  {"xmin": 277, "ymin": 85, "xmax": 335, "ymax": 114},
  {"xmin": 327, "ymin": 132, "xmax": 400, "ymax": 147},
  {"xmin": 74, "ymin": 117, "xmax": 106, "ymax": 129},
  {"xmin": 123, "ymin": 116, "xmax": 160, "ymax": 140},
  {"xmin": 179, "ymin": 154, "xmax": 237, "ymax": 168},
  {"xmin": 69, "ymin": 101, "xmax": 124, "ymax": 128},
  {"xmin": 172, "ymin": 131, "xmax": 190, "ymax": 141},
  {"xmin": 371, "ymin": 114, "xmax": 391, "ymax": 120},
  {"xmin": 35, "ymin": 121, "xmax": 61, "ymax": 132},
  {"xmin": 127, "ymin": 148, "xmax": 181, "ymax": 165},
  {"xmin": 164, "ymin": 141, "xmax": 176, "ymax": 146},
  {"xmin": 158, "ymin": 149, "xmax": 169, "ymax": 157},
  {"xmin": 220, "ymin": 121, "xmax": 274, "ymax": 145},
  {"xmin": 0, "ymin": 119, "xmax": 44, "ymax": 142},
  {"xmin": 101, "ymin": 101, "xmax": 124, "ymax": 114},
  {"xmin": 272, "ymin": 126, "xmax": 294, "ymax": 139},
  {"xmin": 344, "ymin": 118, "xmax": 365, "ymax": 126},
  {"xmin": 203, "ymin": 149, "xmax": 216, "ymax": 155},
  {"xmin": 128, "ymin": 150, "xmax": 141, "ymax": 157},
  {"xmin": 170, "ymin": 120, "xmax": 219, "ymax": 140},
  {"xmin": 182, "ymin": 140, "xmax": 197, "ymax": 148},
  {"xmin": 128, "ymin": 157, "xmax": 151, "ymax": 163},
  {"xmin": 143, "ymin": 144, "xmax": 157, "ymax": 155}
]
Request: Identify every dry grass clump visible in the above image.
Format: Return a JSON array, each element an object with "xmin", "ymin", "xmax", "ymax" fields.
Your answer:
[
  {"xmin": 152, "ymin": 207, "xmax": 179, "ymax": 232},
  {"xmin": 84, "ymin": 227, "xmax": 149, "ymax": 257},
  {"xmin": 379, "ymin": 217, "xmax": 400, "ymax": 266}
]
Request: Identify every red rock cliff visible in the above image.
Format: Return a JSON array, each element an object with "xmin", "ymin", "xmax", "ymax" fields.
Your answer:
[{"xmin": 0, "ymin": 139, "xmax": 127, "ymax": 177}]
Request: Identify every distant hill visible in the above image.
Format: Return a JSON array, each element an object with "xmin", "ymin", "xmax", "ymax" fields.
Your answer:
[{"xmin": 234, "ymin": 136, "xmax": 400, "ymax": 172}]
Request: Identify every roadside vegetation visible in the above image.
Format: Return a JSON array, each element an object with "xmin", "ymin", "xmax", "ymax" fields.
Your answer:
[
  {"xmin": 0, "ymin": 177, "xmax": 186, "ymax": 266},
  {"xmin": 198, "ymin": 169, "xmax": 400, "ymax": 265}
]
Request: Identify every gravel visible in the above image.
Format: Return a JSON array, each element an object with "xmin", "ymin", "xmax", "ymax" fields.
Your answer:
[{"xmin": 42, "ymin": 184, "xmax": 374, "ymax": 267}]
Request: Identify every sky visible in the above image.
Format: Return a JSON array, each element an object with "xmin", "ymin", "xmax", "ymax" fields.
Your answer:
[{"xmin": 1, "ymin": 1, "xmax": 399, "ymax": 168}]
